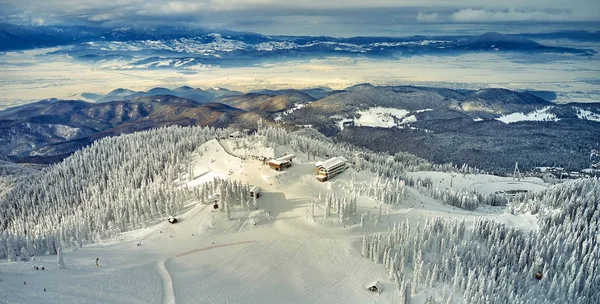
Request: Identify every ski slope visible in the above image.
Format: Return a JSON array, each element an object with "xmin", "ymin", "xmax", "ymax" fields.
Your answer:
[
  {"xmin": 0, "ymin": 137, "xmax": 547, "ymax": 304},
  {"xmin": 406, "ymin": 171, "xmax": 547, "ymax": 194}
]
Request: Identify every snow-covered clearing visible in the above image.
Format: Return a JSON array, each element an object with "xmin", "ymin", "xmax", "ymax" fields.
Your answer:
[
  {"xmin": 575, "ymin": 107, "xmax": 600, "ymax": 122},
  {"xmin": 355, "ymin": 107, "xmax": 409, "ymax": 128},
  {"xmin": 344, "ymin": 107, "xmax": 429, "ymax": 129},
  {"xmin": 496, "ymin": 106, "xmax": 559, "ymax": 124},
  {"xmin": 1, "ymin": 137, "xmax": 549, "ymax": 304},
  {"xmin": 275, "ymin": 103, "xmax": 312, "ymax": 122},
  {"xmin": 406, "ymin": 171, "xmax": 547, "ymax": 194}
]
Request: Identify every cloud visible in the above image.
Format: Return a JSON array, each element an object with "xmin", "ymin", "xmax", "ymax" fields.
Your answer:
[
  {"xmin": 30, "ymin": 18, "xmax": 45, "ymax": 25},
  {"xmin": 417, "ymin": 12, "xmax": 441, "ymax": 22},
  {"xmin": 450, "ymin": 9, "xmax": 580, "ymax": 22},
  {"xmin": 0, "ymin": 0, "xmax": 598, "ymax": 36}
]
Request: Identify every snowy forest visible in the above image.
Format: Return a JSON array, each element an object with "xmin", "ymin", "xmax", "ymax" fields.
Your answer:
[
  {"xmin": 0, "ymin": 125, "xmax": 598, "ymax": 304},
  {"xmin": 0, "ymin": 126, "xmax": 218, "ymax": 259},
  {"xmin": 361, "ymin": 177, "xmax": 600, "ymax": 303},
  {"xmin": 259, "ymin": 127, "xmax": 506, "ymax": 210},
  {"xmin": 0, "ymin": 126, "xmax": 543, "ymax": 260}
]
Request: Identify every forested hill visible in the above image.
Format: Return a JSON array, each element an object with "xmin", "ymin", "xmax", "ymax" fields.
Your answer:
[
  {"xmin": 1, "ymin": 84, "xmax": 599, "ymax": 174},
  {"xmin": 0, "ymin": 125, "xmax": 597, "ymax": 303}
]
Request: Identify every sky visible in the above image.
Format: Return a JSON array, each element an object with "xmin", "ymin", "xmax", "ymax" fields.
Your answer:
[{"xmin": 1, "ymin": 0, "xmax": 599, "ymax": 36}]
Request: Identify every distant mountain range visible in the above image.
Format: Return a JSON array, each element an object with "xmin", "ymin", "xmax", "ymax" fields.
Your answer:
[
  {"xmin": 0, "ymin": 84, "xmax": 599, "ymax": 173},
  {"xmin": 0, "ymin": 95, "xmax": 270, "ymax": 163},
  {"xmin": 88, "ymin": 86, "xmax": 334, "ymax": 105},
  {"xmin": 0, "ymin": 23, "xmax": 595, "ymax": 69},
  {"xmin": 94, "ymin": 86, "xmax": 243, "ymax": 104}
]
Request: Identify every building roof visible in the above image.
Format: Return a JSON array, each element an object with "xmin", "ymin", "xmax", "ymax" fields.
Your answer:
[
  {"xmin": 317, "ymin": 156, "xmax": 347, "ymax": 170},
  {"xmin": 366, "ymin": 280, "xmax": 382, "ymax": 290},
  {"xmin": 276, "ymin": 154, "xmax": 296, "ymax": 162}
]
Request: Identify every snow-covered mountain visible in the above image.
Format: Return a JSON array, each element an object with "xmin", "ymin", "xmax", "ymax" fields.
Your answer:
[
  {"xmin": 1, "ymin": 84, "xmax": 598, "ymax": 173},
  {"xmin": 95, "ymin": 86, "xmax": 243, "ymax": 104},
  {"xmin": 0, "ymin": 127, "xmax": 597, "ymax": 303},
  {"xmin": 1, "ymin": 23, "xmax": 595, "ymax": 70}
]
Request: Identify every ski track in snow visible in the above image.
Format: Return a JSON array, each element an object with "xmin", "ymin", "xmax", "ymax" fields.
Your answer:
[
  {"xmin": 159, "ymin": 240, "xmax": 259, "ymax": 304},
  {"xmin": 158, "ymin": 259, "xmax": 176, "ymax": 304},
  {"xmin": 174, "ymin": 240, "xmax": 258, "ymax": 258}
]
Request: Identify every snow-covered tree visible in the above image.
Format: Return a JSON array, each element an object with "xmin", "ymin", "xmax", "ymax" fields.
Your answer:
[
  {"xmin": 19, "ymin": 247, "xmax": 29, "ymax": 261},
  {"xmin": 57, "ymin": 244, "xmax": 65, "ymax": 269},
  {"xmin": 6, "ymin": 237, "xmax": 16, "ymax": 262},
  {"xmin": 361, "ymin": 234, "xmax": 370, "ymax": 258},
  {"xmin": 359, "ymin": 177, "xmax": 600, "ymax": 304}
]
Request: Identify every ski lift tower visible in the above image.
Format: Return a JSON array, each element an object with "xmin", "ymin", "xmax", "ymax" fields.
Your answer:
[{"xmin": 513, "ymin": 162, "xmax": 522, "ymax": 181}]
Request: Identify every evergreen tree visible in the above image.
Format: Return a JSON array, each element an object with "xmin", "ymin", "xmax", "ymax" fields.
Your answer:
[
  {"xmin": 361, "ymin": 234, "xmax": 370, "ymax": 258},
  {"xmin": 57, "ymin": 245, "xmax": 65, "ymax": 269}
]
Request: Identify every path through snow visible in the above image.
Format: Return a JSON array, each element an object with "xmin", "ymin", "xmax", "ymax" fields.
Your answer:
[{"xmin": 158, "ymin": 259, "xmax": 176, "ymax": 304}]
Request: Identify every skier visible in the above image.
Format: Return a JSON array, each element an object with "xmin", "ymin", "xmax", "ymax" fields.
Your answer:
[{"xmin": 95, "ymin": 257, "xmax": 99, "ymax": 267}]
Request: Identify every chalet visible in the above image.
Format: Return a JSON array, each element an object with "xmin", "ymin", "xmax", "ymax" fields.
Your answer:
[
  {"xmin": 268, "ymin": 154, "xmax": 296, "ymax": 171},
  {"xmin": 315, "ymin": 156, "xmax": 347, "ymax": 182}
]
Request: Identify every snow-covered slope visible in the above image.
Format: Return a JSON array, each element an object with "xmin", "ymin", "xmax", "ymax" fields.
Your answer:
[{"xmin": 0, "ymin": 128, "xmax": 596, "ymax": 304}]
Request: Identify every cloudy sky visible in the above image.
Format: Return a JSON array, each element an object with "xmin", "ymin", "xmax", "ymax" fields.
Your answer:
[{"xmin": 1, "ymin": 0, "xmax": 599, "ymax": 36}]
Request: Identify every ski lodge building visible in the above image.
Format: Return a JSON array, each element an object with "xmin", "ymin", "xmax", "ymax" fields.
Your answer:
[
  {"xmin": 268, "ymin": 154, "xmax": 296, "ymax": 171},
  {"xmin": 315, "ymin": 156, "xmax": 347, "ymax": 182}
]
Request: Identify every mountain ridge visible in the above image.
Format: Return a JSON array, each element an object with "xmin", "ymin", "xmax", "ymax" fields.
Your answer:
[
  {"xmin": 1, "ymin": 85, "xmax": 598, "ymax": 172},
  {"xmin": 1, "ymin": 24, "xmax": 594, "ymax": 59}
]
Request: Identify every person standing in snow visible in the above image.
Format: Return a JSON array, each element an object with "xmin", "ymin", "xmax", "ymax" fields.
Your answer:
[{"xmin": 95, "ymin": 257, "xmax": 99, "ymax": 267}]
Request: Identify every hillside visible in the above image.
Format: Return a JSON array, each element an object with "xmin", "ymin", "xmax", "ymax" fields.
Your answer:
[
  {"xmin": 217, "ymin": 91, "xmax": 314, "ymax": 113},
  {"xmin": 0, "ymin": 96, "xmax": 268, "ymax": 163},
  {"xmin": 284, "ymin": 85, "xmax": 600, "ymax": 173},
  {"xmin": 95, "ymin": 86, "xmax": 243, "ymax": 104},
  {"xmin": 0, "ymin": 126, "xmax": 597, "ymax": 304},
  {"xmin": 1, "ymin": 84, "xmax": 599, "ymax": 173}
]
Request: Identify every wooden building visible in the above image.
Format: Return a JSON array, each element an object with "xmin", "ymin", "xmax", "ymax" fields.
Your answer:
[
  {"xmin": 316, "ymin": 156, "xmax": 347, "ymax": 182},
  {"xmin": 268, "ymin": 154, "xmax": 296, "ymax": 171}
]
